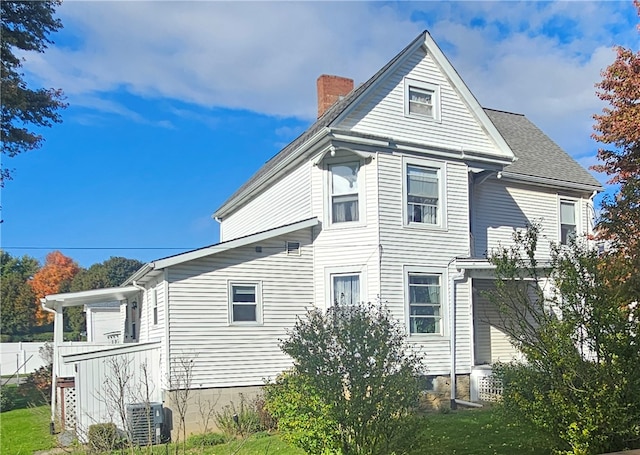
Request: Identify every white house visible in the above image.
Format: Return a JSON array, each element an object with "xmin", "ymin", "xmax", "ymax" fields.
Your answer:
[{"xmin": 42, "ymin": 30, "xmax": 602, "ymax": 441}]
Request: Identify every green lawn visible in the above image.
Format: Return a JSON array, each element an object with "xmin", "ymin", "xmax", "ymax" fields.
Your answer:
[
  {"xmin": 0, "ymin": 405, "xmax": 56, "ymax": 454},
  {"xmin": 0, "ymin": 406, "xmax": 552, "ymax": 455}
]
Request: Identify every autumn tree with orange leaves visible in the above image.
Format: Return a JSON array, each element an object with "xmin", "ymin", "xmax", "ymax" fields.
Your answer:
[
  {"xmin": 592, "ymin": 0, "xmax": 640, "ymax": 252},
  {"xmin": 29, "ymin": 251, "xmax": 79, "ymax": 324}
]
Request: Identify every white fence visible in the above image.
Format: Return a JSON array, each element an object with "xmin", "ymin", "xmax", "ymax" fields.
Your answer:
[{"xmin": 0, "ymin": 342, "xmax": 49, "ymax": 377}]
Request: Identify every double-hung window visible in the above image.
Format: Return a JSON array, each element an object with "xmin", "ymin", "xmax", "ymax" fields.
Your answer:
[
  {"xmin": 560, "ymin": 200, "xmax": 577, "ymax": 245},
  {"xmin": 407, "ymin": 165, "xmax": 440, "ymax": 225},
  {"xmin": 332, "ymin": 274, "xmax": 360, "ymax": 306},
  {"xmin": 229, "ymin": 283, "xmax": 261, "ymax": 324},
  {"xmin": 407, "ymin": 273, "xmax": 442, "ymax": 335},
  {"xmin": 329, "ymin": 162, "xmax": 360, "ymax": 223}
]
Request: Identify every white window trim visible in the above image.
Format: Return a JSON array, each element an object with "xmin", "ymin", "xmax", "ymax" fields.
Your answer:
[
  {"xmin": 151, "ymin": 287, "xmax": 158, "ymax": 326},
  {"xmin": 325, "ymin": 266, "xmax": 368, "ymax": 308},
  {"xmin": 404, "ymin": 266, "xmax": 448, "ymax": 339},
  {"xmin": 402, "ymin": 156, "xmax": 447, "ymax": 231},
  {"xmin": 285, "ymin": 241, "xmax": 301, "ymax": 256},
  {"xmin": 404, "ymin": 78, "xmax": 441, "ymax": 122},
  {"xmin": 228, "ymin": 281, "xmax": 263, "ymax": 325},
  {"xmin": 558, "ymin": 197, "xmax": 581, "ymax": 245},
  {"xmin": 324, "ymin": 155, "xmax": 366, "ymax": 229}
]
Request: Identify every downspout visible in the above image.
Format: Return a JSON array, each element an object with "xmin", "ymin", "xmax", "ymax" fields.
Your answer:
[
  {"xmin": 448, "ymin": 267, "xmax": 466, "ymax": 410},
  {"xmin": 41, "ymin": 301, "xmax": 59, "ymax": 434}
]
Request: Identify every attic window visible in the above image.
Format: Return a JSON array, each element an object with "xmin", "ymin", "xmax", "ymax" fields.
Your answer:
[
  {"xmin": 286, "ymin": 241, "xmax": 301, "ymax": 256},
  {"xmin": 404, "ymin": 78, "xmax": 440, "ymax": 122}
]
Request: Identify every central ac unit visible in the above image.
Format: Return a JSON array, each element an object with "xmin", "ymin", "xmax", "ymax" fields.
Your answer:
[{"xmin": 126, "ymin": 402, "xmax": 164, "ymax": 445}]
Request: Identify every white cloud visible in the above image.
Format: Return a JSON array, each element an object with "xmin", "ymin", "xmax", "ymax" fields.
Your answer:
[{"xmin": 22, "ymin": 1, "xmax": 638, "ymax": 161}]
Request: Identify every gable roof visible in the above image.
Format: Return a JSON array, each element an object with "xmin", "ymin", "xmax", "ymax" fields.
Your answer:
[
  {"xmin": 214, "ymin": 31, "xmax": 600, "ymax": 218},
  {"xmin": 123, "ymin": 217, "xmax": 319, "ymax": 285},
  {"xmin": 484, "ymin": 109, "xmax": 602, "ymax": 192}
]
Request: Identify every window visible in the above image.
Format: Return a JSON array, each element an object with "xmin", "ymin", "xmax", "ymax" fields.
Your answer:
[
  {"xmin": 404, "ymin": 78, "xmax": 440, "ymax": 121},
  {"xmin": 229, "ymin": 283, "xmax": 261, "ymax": 324},
  {"xmin": 560, "ymin": 200, "xmax": 577, "ymax": 245},
  {"xmin": 332, "ymin": 274, "xmax": 360, "ymax": 305},
  {"xmin": 407, "ymin": 273, "xmax": 442, "ymax": 335},
  {"xmin": 329, "ymin": 162, "xmax": 359, "ymax": 223},
  {"xmin": 286, "ymin": 241, "xmax": 300, "ymax": 256},
  {"xmin": 151, "ymin": 288, "xmax": 158, "ymax": 326},
  {"xmin": 408, "ymin": 87, "xmax": 434, "ymax": 117},
  {"xmin": 407, "ymin": 165, "xmax": 439, "ymax": 225}
]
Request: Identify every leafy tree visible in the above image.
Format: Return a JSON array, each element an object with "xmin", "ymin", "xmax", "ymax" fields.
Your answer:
[
  {"xmin": 592, "ymin": 1, "xmax": 640, "ymax": 251},
  {"xmin": 0, "ymin": 251, "xmax": 40, "ymax": 335},
  {"xmin": 1, "ymin": 0, "xmax": 67, "ymax": 186},
  {"xmin": 265, "ymin": 302, "xmax": 424, "ymax": 455},
  {"xmin": 70, "ymin": 256, "xmax": 144, "ymax": 292},
  {"xmin": 66, "ymin": 257, "xmax": 144, "ymax": 333},
  {"xmin": 1, "ymin": 273, "xmax": 37, "ymax": 335},
  {"xmin": 0, "ymin": 250, "xmax": 39, "ymax": 280},
  {"xmin": 29, "ymin": 251, "xmax": 79, "ymax": 324},
  {"xmin": 487, "ymin": 226, "xmax": 640, "ymax": 455}
]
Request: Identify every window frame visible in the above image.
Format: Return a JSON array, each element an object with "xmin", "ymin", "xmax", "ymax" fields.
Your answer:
[
  {"xmin": 404, "ymin": 266, "xmax": 447, "ymax": 338},
  {"xmin": 404, "ymin": 78, "xmax": 441, "ymax": 122},
  {"xmin": 402, "ymin": 157, "xmax": 447, "ymax": 230},
  {"xmin": 151, "ymin": 287, "xmax": 158, "ymax": 326},
  {"xmin": 325, "ymin": 266, "xmax": 367, "ymax": 308},
  {"xmin": 559, "ymin": 198, "xmax": 579, "ymax": 245},
  {"xmin": 228, "ymin": 281, "xmax": 263, "ymax": 325},
  {"xmin": 325, "ymin": 156, "xmax": 365, "ymax": 228}
]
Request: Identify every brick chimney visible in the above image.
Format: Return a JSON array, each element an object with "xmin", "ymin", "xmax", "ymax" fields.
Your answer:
[{"xmin": 317, "ymin": 74, "xmax": 354, "ymax": 118}]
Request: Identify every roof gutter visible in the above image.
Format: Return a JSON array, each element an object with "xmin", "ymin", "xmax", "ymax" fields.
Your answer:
[{"xmin": 500, "ymin": 171, "xmax": 603, "ymax": 193}]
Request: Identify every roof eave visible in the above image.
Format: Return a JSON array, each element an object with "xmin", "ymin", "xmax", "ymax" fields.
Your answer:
[
  {"xmin": 213, "ymin": 128, "xmax": 331, "ymax": 220},
  {"xmin": 501, "ymin": 171, "xmax": 604, "ymax": 194}
]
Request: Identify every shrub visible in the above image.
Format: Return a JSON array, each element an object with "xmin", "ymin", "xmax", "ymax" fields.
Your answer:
[
  {"xmin": 88, "ymin": 423, "xmax": 122, "ymax": 453},
  {"xmin": 0, "ymin": 386, "xmax": 19, "ymax": 412},
  {"xmin": 488, "ymin": 226, "xmax": 640, "ymax": 454},
  {"xmin": 187, "ymin": 432, "xmax": 226, "ymax": 447},
  {"xmin": 265, "ymin": 302, "xmax": 425, "ymax": 455},
  {"xmin": 214, "ymin": 394, "xmax": 262, "ymax": 438}
]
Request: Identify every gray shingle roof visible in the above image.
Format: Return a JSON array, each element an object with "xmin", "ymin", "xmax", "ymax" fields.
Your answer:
[{"xmin": 484, "ymin": 108, "xmax": 602, "ymax": 190}]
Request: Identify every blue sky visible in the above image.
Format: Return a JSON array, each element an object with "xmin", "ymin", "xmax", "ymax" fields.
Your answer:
[{"xmin": 2, "ymin": 1, "xmax": 638, "ymax": 268}]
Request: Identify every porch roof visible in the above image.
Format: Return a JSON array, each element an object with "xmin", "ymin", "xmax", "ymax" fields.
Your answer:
[{"xmin": 41, "ymin": 286, "xmax": 140, "ymax": 310}]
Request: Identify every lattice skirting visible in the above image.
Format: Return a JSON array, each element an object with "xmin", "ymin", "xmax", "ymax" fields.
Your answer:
[
  {"xmin": 470, "ymin": 368, "xmax": 503, "ymax": 402},
  {"xmin": 56, "ymin": 377, "xmax": 77, "ymax": 431}
]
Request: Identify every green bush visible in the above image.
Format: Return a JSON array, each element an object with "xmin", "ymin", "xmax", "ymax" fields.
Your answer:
[
  {"xmin": 88, "ymin": 422, "xmax": 122, "ymax": 453},
  {"xmin": 187, "ymin": 432, "xmax": 227, "ymax": 447},
  {"xmin": 0, "ymin": 386, "xmax": 19, "ymax": 412},
  {"xmin": 488, "ymin": 226, "xmax": 640, "ymax": 454},
  {"xmin": 265, "ymin": 302, "xmax": 425, "ymax": 455},
  {"xmin": 214, "ymin": 394, "xmax": 263, "ymax": 438},
  {"xmin": 265, "ymin": 371, "xmax": 339, "ymax": 454}
]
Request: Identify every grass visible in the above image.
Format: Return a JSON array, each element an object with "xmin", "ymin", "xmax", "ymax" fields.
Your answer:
[
  {"xmin": 0, "ymin": 404, "xmax": 56, "ymax": 454},
  {"xmin": 416, "ymin": 407, "xmax": 553, "ymax": 455},
  {"xmin": 0, "ymin": 405, "xmax": 553, "ymax": 455}
]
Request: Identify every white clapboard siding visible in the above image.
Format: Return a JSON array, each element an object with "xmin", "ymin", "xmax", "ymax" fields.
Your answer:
[
  {"xmin": 472, "ymin": 179, "xmax": 564, "ymax": 260},
  {"xmin": 220, "ymin": 162, "xmax": 312, "ymax": 241},
  {"xmin": 71, "ymin": 344, "xmax": 162, "ymax": 443},
  {"xmin": 376, "ymin": 153, "xmax": 472, "ymax": 375},
  {"xmin": 311, "ymin": 154, "xmax": 381, "ymax": 308},
  {"xmin": 166, "ymin": 228, "xmax": 314, "ymax": 388},
  {"xmin": 88, "ymin": 309, "xmax": 120, "ymax": 343},
  {"xmin": 472, "ymin": 279, "xmax": 521, "ymax": 365},
  {"xmin": 338, "ymin": 47, "xmax": 499, "ymax": 157},
  {"xmin": 138, "ymin": 277, "xmax": 165, "ymax": 343}
]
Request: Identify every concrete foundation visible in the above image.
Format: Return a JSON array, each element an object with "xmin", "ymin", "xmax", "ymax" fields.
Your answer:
[{"xmin": 162, "ymin": 385, "xmax": 263, "ymax": 438}]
